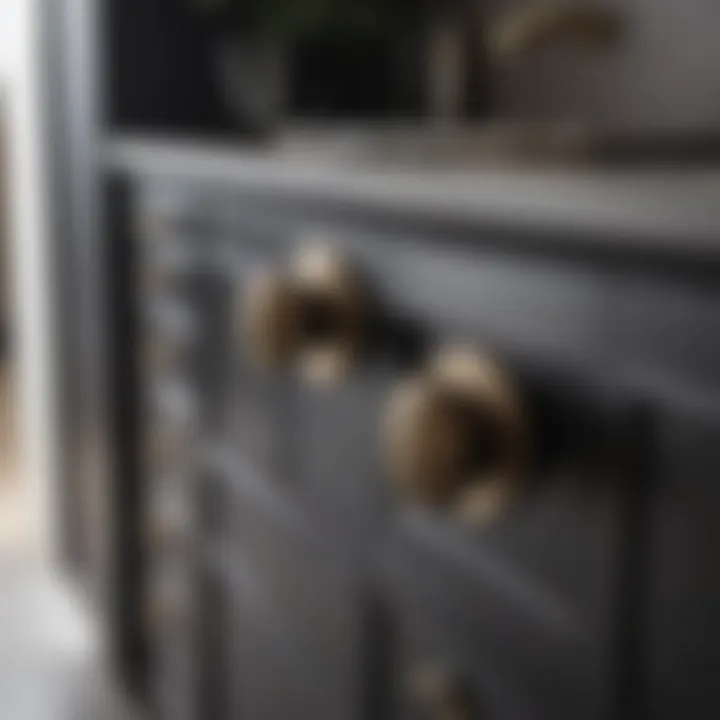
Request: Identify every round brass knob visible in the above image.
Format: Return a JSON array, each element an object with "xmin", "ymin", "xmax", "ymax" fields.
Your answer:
[
  {"xmin": 407, "ymin": 665, "xmax": 476, "ymax": 720},
  {"xmin": 242, "ymin": 246, "xmax": 364, "ymax": 384},
  {"xmin": 384, "ymin": 348, "xmax": 528, "ymax": 523}
]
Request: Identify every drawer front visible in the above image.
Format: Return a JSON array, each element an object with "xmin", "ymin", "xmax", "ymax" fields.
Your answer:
[
  {"xmin": 218, "ymin": 202, "xmax": 631, "ymax": 720},
  {"xmin": 135, "ymin": 185, "xmax": 215, "ymax": 720},
  {"xmin": 647, "ymin": 410, "xmax": 720, "ymax": 720},
  {"xmin": 132, "ymin": 182, "xmax": 720, "ymax": 720},
  {"xmin": 225, "ymin": 462, "xmax": 366, "ymax": 720},
  {"xmin": 380, "ymin": 484, "xmax": 621, "ymax": 720}
]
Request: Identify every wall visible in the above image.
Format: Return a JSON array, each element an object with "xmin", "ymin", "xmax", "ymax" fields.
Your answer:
[
  {"xmin": 0, "ymin": 0, "xmax": 59, "ymax": 560},
  {"xmin": 484, "ymin": 0, "xmax": 720, "ymax": 129}
]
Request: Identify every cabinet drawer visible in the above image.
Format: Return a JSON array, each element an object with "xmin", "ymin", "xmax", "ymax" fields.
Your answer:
[
  {"xmin": 217, "ymin": 202, "xmax": 634, "ymax": 714},
  {"xmin": 132, "ymin": 185, "xmax": 715, "ymax": 720},
  {"xmin": 223, "ymin": 461, "xmax": 367, "ymax": 720},
  {"xmin": 647, "ymin": 410, "xmax": 720, "ymax": 720},
  {"xmin": 380, "ymin": 476, "xmax": 622, "ymax": 720}
]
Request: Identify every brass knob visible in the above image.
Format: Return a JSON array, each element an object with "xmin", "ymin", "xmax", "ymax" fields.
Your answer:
[
  {"xmin": 407, "ymin": 665, "xmax": 476, "ymax": 720},
  {"xmin": 242, "ymin": 246, "xmax": 364, "ymax": 384},
  {"xmin": 384, "ymin": 348, "xmax": 528, "ymax": 523},
  {"xmin": 490, "ymin": 3, "xmax": 623, "ymax": 62}
]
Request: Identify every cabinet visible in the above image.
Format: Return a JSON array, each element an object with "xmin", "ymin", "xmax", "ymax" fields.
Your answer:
[{"xmin": 123, "ymin": 179, "xmax": 711, "ymax": 719}]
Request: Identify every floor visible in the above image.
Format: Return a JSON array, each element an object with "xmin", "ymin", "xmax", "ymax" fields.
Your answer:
[{"xmin": 0, "ymin": 360, "xmax": 140, "ymax": 720}]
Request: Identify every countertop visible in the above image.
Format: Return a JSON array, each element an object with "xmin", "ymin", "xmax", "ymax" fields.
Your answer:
[{"xmin": 103, "ymin": 133, "xmax": 720, "ymax": 262}]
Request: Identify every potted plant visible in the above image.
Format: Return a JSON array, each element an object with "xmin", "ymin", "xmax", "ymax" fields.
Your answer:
[{"xmin": 193, "ymin": 0, "xmax": 403, "ymax": 134}]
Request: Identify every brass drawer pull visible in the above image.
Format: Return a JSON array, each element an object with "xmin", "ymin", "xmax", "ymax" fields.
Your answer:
[
  {"xmin": 384, "ymin": 347, "xmax": 528, "ymax": 524},
  {"xmin": 241, "ymin": 245, "xmax": 365, "ymax": 384}
]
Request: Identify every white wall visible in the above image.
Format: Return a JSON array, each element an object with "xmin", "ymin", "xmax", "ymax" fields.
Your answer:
[
  {"xmin": 0, "ymin": 4, "xmax": 21, "ymax": 76},
  {"xmin": 1, "ymin": 0, "xmax": 59, "ymax": 560}
]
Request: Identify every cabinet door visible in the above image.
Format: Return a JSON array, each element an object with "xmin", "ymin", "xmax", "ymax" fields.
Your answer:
[
  {"xmin": 381, "ymin": 468, "xmax": 624, "ymax": 720},
  {"xmin": 225, "ymin": 468, "xmax": 366, "ymax": 720},
  {"xmin": 277, "ymin": 223, "xmax": 628, "ymax": 718},
  {"xmin": 223, "ymin": 242, "xmax": 294, "ymax": 487},
  {"xmin": 646, "ymin": 411, "xmax": 720, "ymax": 720}
]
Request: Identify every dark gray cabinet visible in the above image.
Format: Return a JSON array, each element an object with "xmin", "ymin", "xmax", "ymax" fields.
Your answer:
[
  {"xmin": 40, "ymin": 2, "xmax": 720, "ymax": 718},
  {"xmin": 112, "ymin": 175, "xmax": 720, "ymax": 720}
]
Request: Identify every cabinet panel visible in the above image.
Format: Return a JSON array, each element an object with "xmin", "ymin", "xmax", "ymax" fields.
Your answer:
[
  {"xmin": 220, "ymin": 245, "xmax": 293, "ymax": 486},
  {"xmin": 380, "ymin": 464, "xmax": 623, "ymax": 720},
  {"xmin": 131, "ymin": 185, "xmax": 716, "ymax": 720},
  {"xmin": 647, "ymin": 411, "xmax": 720, "ymax": 720},
  {"xmin": 295, "ymin": 371, "xmax": 391, "ymax": 535},
  {"xmin": 227, "ymin": 471, "xmax": 366, "ymax": 720}
]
